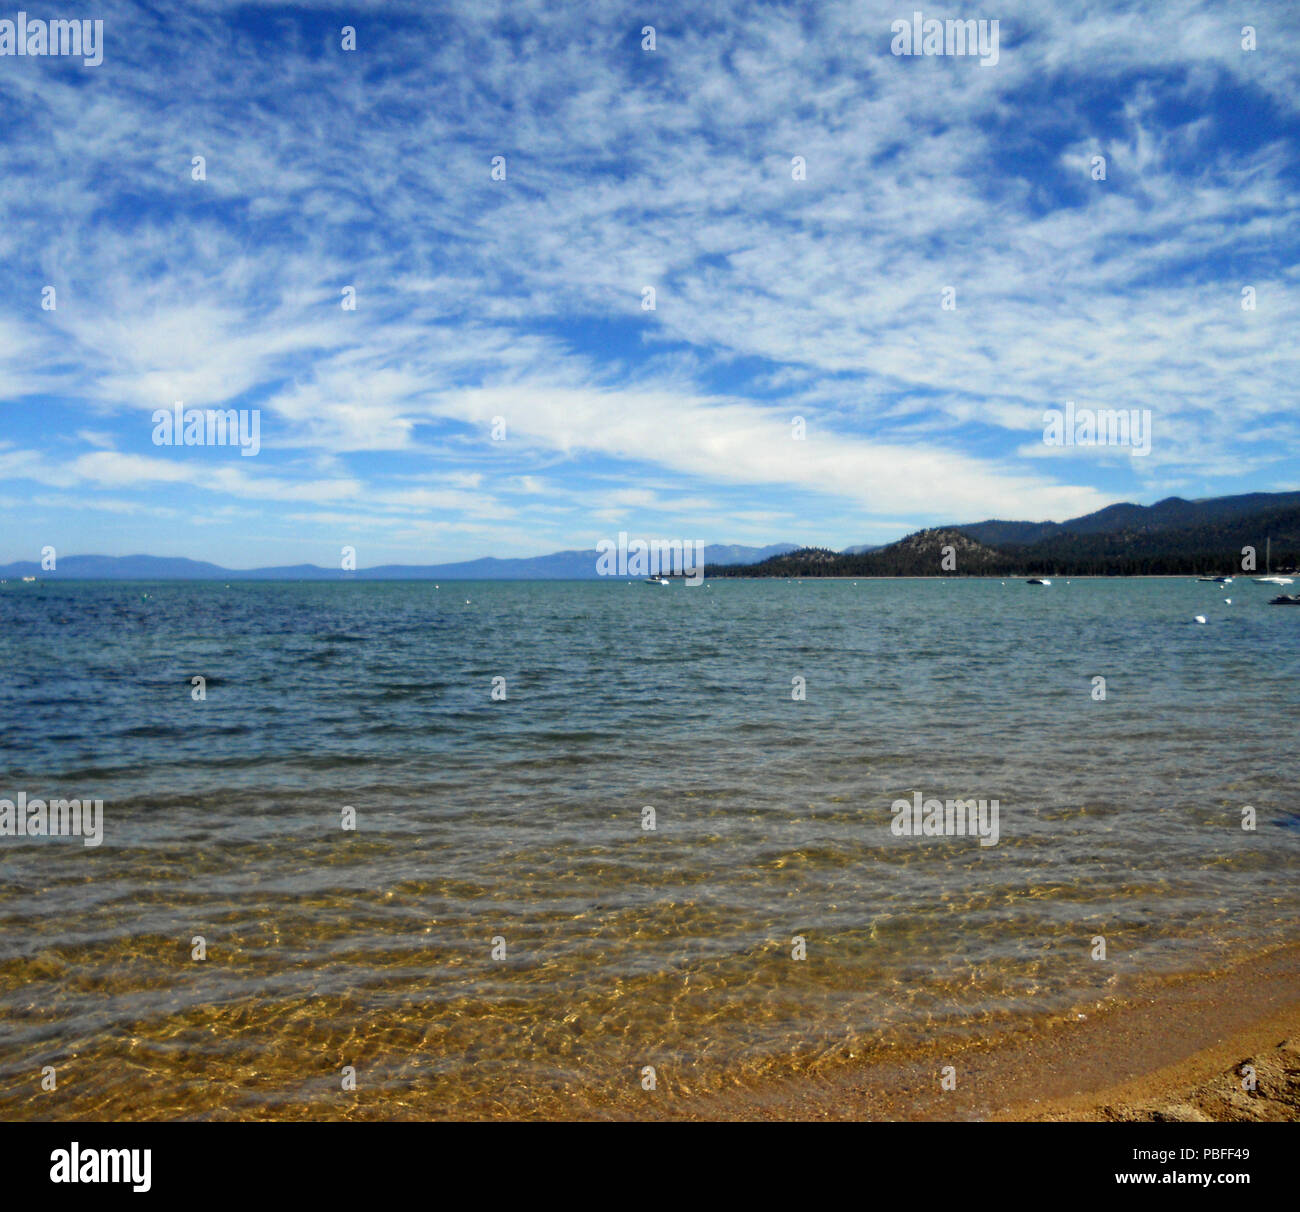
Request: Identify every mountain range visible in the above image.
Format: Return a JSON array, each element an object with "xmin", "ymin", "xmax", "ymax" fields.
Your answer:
[
  {"xmin": 3, "ymin": 492, "xmax": 1298, "ymax": 580},
  {"xmin": 710, "ymin": 492, "xmax": 1300, "ymax": 578},
  {"xmin": 0, "ymin": 543, "xmax": 800, "ymax": 581}
]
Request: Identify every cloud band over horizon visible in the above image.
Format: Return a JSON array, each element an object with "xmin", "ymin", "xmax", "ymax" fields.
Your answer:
[{"xmin": 1, "ymin": 1, "xmax": 1296, "ymax": 565}]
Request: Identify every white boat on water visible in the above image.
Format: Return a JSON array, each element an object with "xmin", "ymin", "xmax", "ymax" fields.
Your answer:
[
  {"xmin": 644, "ymin": 577, "xmax": 670, "ymax": 586},
  {"xmin": 1253, "ymin": 538, "xmax": 1294, "ymax": 585},
  {"xmin": 1026, "ymin": 577, "xmax": 1051, "ymax": 586}
]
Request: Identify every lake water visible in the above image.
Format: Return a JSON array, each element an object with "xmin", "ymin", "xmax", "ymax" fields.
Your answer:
[{"xmin": 1, "ymin": 577, "xmax": 1297, "ymax": 1118}]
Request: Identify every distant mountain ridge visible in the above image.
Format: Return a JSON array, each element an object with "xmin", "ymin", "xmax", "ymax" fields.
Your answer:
[
  {"xmin": 6, "ymin": 492, "xmax": 1300, "ymax": 581},
  {"xmin": 0, "ymin": 543, "xmax": 800, "ymax": 581},
  {"xmin": 710, "ymin": 492, "xmax": 1300, "ymax": 578},
  {"xmin": 955, "ymin": 491, "xmax": 1300, "ymax": 548}
]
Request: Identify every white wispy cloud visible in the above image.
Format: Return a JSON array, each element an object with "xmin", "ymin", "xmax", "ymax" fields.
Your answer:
[{"xmin": 0, "ymin": 0, "xmax": 1295, "ymax": 562}]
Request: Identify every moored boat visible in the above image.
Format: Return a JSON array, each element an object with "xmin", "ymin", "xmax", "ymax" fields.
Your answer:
[{"xmin": 1254, "ymin": 538, "xmax": 1294, "ymax": 585}]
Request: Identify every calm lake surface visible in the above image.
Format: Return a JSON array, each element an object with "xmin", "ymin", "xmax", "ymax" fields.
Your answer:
[{"xmin": 1, "ymin": 577, "xmax": 1297, "ymax": 1118}]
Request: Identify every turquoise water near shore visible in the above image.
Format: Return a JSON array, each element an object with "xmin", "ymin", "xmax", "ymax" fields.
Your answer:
[{"xmin": 0, "ymin": 577, "xmax": 1297, "ymax": 1117}]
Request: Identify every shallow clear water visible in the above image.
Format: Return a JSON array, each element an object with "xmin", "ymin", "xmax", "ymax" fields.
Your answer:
[{"xmin": 0, "ymin": 577, "xmax": 1296, "ymax": 1118}]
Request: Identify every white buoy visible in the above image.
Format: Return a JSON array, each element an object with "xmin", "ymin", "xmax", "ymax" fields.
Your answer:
[{"xmin": 1195, "ymin": 615, "xmax": 1207, "ymax": 624}]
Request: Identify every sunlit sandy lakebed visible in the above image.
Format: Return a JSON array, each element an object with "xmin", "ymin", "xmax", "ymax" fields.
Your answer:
[{"xmin": 1, "ymin": 577, "xmax": 1296, "ymax": 1118}]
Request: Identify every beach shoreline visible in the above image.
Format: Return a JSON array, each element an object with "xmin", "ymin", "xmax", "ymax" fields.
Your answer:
[
  {"xmin": 5, "ymin": 944, "xmax": 1296, "ymax": 1122},
  {"xmin": 666, "ymin": 943, "xmax": 1300, "ymax": 1122}
]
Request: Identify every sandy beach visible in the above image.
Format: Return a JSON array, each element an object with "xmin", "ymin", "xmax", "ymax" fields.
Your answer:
[
  {"xmin": 1015, "ymin": 1005, "xmax": 1300, "ymax": 1122},
  {"xmin": 672, "ymin": 943, "xmax": 1300, "ymax": 1121}
]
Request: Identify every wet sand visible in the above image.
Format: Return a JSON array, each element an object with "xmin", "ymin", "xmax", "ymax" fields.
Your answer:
[
  {"xmin": 1013, "ymin": 1004, "xmax": 1300, "ymax": 1121},
  {"xmin": 672, "ymin": 943, "xmax": 1300, "ymax": 1121}
]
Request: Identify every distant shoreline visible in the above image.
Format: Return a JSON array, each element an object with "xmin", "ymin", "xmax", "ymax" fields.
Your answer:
[{"xmin": 0, "ymin": 574, "xmax": 1287, "ymax": 584}]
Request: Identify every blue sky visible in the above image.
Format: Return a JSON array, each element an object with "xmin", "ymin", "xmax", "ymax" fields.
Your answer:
[{"xmin": 0, "ymin": 1, "xmax": 1296, "ymax": 568}]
